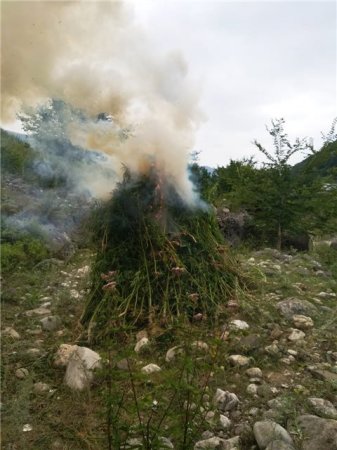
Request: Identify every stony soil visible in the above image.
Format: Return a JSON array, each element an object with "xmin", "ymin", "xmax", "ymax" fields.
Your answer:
[{"xmin": 1, "ymin": 247, "xmax": 336, "ymax": 449}]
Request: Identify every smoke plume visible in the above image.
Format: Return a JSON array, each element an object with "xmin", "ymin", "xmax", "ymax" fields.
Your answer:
[{"xmin": 1, "ymin": 1, "xmax": 203, "ymax": 201}]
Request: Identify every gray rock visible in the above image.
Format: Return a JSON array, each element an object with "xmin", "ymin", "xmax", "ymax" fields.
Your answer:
[
  {"xmin": 308, "ymin": 368, "xmax": 337, "ymax": 384},
  {"xmin": 228, "ymin": 355, "xmax": 251, "ymax": 367},
  {"xmin": 265, "ymin": 344, "xmax": 280, "ymax": 355},
  {"xmin": 265, "ymin": 440, "xmax": 295, "ymax": 450},
  {"xmin": 246, "ymin": 367, "xmax": 263, "ymax": 378},
  {"xmin": 308, "ymin": 398, "xmax": 337, "ymax": 419},
  {"xmin": 194, "ymin": 436, "xmax": 231, "ymax": 449},
  {"xmin": 297, "ymin": 414, "xmax": 337, "ymax": 450},
  {"xmin": 253, "ymin": 420, "xmax": 294, "ymax": 449},
  {"xmin": 218, "ymin": 414, "xmax": 232, "ymax": 430},
  {"xmin": 213, "ymin": 389, "xmax": 240, "ymax": 412},
  {"xmin": 117, "ymin": 358, "xmax": 130, "ymax": 371},
  {"xmin": 276, "ymin": 298, "xmax": 317, "ymax": 319},
  {"xmin": 247, "ymin": 384, "xmax": 258, "ymax": 395},
  {"xmin": 40, "ymin": 315, "xmax": 62, "ymax": 331}
]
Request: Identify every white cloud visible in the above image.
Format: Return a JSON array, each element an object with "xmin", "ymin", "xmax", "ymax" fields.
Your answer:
[{"xmin": 132, "ymin": 0, "xmax": 336, "ymax": 166}]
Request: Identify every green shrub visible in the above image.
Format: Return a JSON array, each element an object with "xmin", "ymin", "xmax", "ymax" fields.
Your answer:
[
  {"xmin": 1, "ymin": 238, "xmax": 49, "ymax": 272},
  {"xmin": 1, "ymin": 129, "xmax": 35, "ymax": 177}
]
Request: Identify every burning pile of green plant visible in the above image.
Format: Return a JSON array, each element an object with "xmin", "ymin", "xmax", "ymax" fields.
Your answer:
[{"xmin": 81, "ymin": 168, "xmax": 245, "ymax": 340}]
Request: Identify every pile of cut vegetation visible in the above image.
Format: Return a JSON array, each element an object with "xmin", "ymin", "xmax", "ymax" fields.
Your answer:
[{"xmin": 81, "ymin": 168, "xmax": 245, "ymax": 340}]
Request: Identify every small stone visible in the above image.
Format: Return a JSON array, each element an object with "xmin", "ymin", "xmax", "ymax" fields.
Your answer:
[
  {"xmin": 40, "ymin": 315, "xmax": 62, "ymax": 331},
  {"xmin": 27, "ymin": 327, "xmax": 43, "ymax": 335},
  {"xmin": 288, "ymin": 328, "xmax": 305, "ymax": 341},
  {"xmin": 247, "ymin": 384, "xmax": 258, "ymax": 395},
  {"xmin": 192, "ymin": 341, "xmax": 209, "ymax": 351},
  {"xmin": 249, "ymin": 407, "xmax": 260, "ymax": 416},
  {"xmin": 2, "ymin": 327, "xmax": 20, "ymax": 339},
  {"xmin": 33, "ymin": 382, "xmax": 50, "ymax": 394},
  {"xmin": 308, "ymin": 398, "xmax": 337, "ymax": 419},
  {"xmin": 287, "ymin": 349, "xmax": 298, "ymax": 356},
  {"xmin": 194, "ymin": 436, "xmax": 230, "ymax": 449},
  {"xmin": 213, "ymin": 389, "xmax": 240, "ymax": 412},
  {"xmin": 205, "ymin": 410, "xmax": 216, "ymax": 424},
  {"xmin": 24, "ymin": 306, "xmax": 51, "ymax": 317},
  {"xmin": 141, "ymin": 363, "xmax": 161, "ymax": 374},
  {"xmin": 116, "ymin": 358, "xmax": 130, "ymax": 371},
  {"xmin": 70, "ymin": 289, "xmax": 80, "ymax": 299},
  {"xmin": 15, "ymin": 368, "xmax": 29, "ymax": 379},
  {"xmin": 270, "ymin": 325, "xmax": 283, "ymax": 340},
  {"xmin": 265, "ymin": 344, "xmax": 279, "ymax": 355},
  {"xmin": 22, "ymin": 424, "xmax": 33, "ymax": 432},
  {"xmin": 136, "ymin": 330, "xmax": 148, "ymax": 341},
  {"xmin": 229, "ymin": 320, "xmax": 250, "ymax": 331},
  {"xmin": 292, "ymin": 315, "xmax": 314, "ymax": 329},
  {"xmin": 134, "ymin": 337, "xmax": 150, "ymax": 353},
  {"xmin": 317, "ymin": 291, "xmax": 336, "ymax": 298},
  {"xmin": 246, "ymin": 367, "xmax": 263, "ymax": 378},
  {"xmin": 165, "ymin": 346, "xmax": 183, "ymax": 362},
  {"xmin": 253, "ymin": 420, "xmax": 294, "ymax": 449},
  {"xmin": 218, "ymin": 414, "xmax": 232, "ymax": 430},
  {"xmin": 26, "ymin": 348, "xmax": 42, "ymax": 357},
  {"xmin": 228, "ymin": 355, "xmax": 250, "ymax": 367}
]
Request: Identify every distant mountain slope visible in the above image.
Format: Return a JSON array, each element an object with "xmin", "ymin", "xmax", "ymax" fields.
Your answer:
[{"xmin": 292, "ymin": 140, "xmax": 337, "ymax": 180}]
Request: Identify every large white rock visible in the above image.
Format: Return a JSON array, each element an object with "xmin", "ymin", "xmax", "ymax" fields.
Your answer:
[{"xmin": 64, "ymin": 346, "xmax": 101, "ymax": 391}]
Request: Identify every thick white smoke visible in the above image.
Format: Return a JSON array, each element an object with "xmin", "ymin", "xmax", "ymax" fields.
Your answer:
[{"xmin": 1, "ymin": 1, "xmax": 203, "ymax": 201}]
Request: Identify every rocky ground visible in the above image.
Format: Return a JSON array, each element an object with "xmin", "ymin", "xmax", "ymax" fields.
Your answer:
[{"xmin": 1, "ymin": 246, "xmax": 337, "ymax": 449}]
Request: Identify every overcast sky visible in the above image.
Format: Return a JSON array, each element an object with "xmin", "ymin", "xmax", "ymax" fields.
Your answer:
[{"xmin": 131, "ymin": 0, "xmax": 336, "ymax": 167}]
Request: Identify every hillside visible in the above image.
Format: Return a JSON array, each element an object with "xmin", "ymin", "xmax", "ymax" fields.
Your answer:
[
  {"xmin": 292, "ymin": 140, "xmax": 337, "ymax": 180},
  {"xmin": 1, "ymin": 129, "xmax": 337, "ymax": 450}
]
